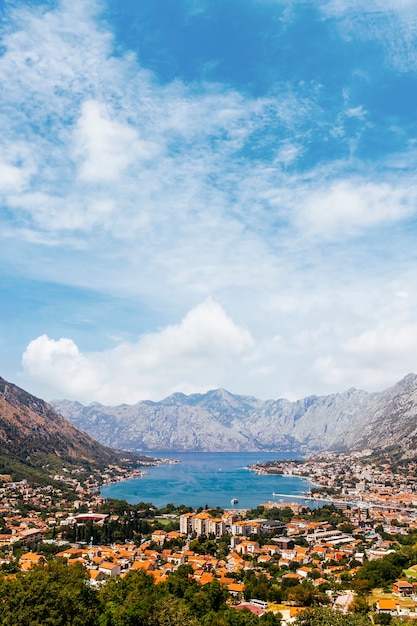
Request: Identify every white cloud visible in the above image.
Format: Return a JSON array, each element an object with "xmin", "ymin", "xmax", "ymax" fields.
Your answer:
[
  {"xmin": 74, "ymin": 100, "xmax": 161, "ymax": 182},
  {"xmin": 312, "ymin": 321, "xmax": 417, "ymax": 392},
  {"xmin": 22, "ymin": 335, "xmax": 101, "ymax": 398},
  {"xmin": 317, "ymin": 0, "xmax": 417, "ymax": 71},
  {"xmin": 21, "ymin": 299, "xmax": 255, "ymax": 404},
  {"xmin": 0, "ymin": 0, "xmax": 293, "ymax": 253},
  {"xmin": 344, "ymin": 324, "xmax": 417, "ymax": 364},
  {"xmin": 294, "ymin": 180, "xmax": 416, "ymax": 239},
  {"xmin": 274, "ymin": 141, "xmax": 302, "ymax": 166},
  {"xmin": 345, "ymin": 106, "xmax": 366, "ymax": 120},
  {"xmin": 0, "ymin": 162, "xmax": 25, "ymax": 192},
  {"xmin": 2, "ymin": 0, "xmax": 417, "ymax": 405}
]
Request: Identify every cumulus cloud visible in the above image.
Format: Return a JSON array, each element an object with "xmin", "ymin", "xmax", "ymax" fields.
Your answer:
[
  {"xmin": 21, "ymin": 299, "xmax": 255, "ymax": 404},
  {"xmin": 22, "ymin": 335, "xmax": 101, "ymax": 398}
]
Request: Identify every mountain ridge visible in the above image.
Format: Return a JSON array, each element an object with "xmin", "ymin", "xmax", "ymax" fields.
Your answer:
[{"xmin": 51, "ymin": 373, "xmax": 417, "ymax": 455}]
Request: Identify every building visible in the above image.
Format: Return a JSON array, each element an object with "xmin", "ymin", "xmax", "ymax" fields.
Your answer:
[{"xmin": 179, "ymin": 512, "xmax": 226, "ymax": 538}]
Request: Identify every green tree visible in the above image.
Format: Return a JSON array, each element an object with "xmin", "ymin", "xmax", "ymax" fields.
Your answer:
[
  {"xmin": 354, "ymin": 548, "xmax": 417, "ymax": 591},
  {"xmin": 294, "ymin": 606, "xmax": 371, "ymax": 626},
  {"xmin": 0, "ymin": 561, "xmax": 100, "ymax": 626},
  {"xmin": 152, "ymin": 596, "xmax": 201, "ymax": 625},
  {"xmin": 350, "ymin": 595, "xmax": 369, "ymax": 615}
]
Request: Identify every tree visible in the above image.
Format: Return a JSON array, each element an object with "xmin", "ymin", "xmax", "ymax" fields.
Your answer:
[
  {"xmin": 0, "ymin": 561, "xmax": 100, "ymax": 625},
  {"xmin": 294, "ymin": 607, "xmax": 371, "ymax": 626},
  {"xmin": 354, "ymin": 548, "xmax": 417, "ymax": 591},
  {"xmin": 152, "ymin": 596, "xmax": 201, "ymax": 625},
  {"xmin": 350, "ymin": 595, "xmax": 369, "ymax": 615},
  {"xmin": 259, "ymin": 613, "xmax": 282, "ymax": 626},
  {"xmin": 167, "ymin": 564, "xmax": 197, "ymax": 598}
]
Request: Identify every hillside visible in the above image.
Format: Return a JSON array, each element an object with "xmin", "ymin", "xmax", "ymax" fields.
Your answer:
[
  {"xmin": 0, "ymin": 377, "xmax": 147, "ymax": 483},
  {"xmin": 52, "ymin": 376, "xmax": 417, "ymax": 455}
]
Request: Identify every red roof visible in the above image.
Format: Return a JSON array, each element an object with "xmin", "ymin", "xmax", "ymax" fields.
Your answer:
[{"xmin": 234, "ymin": 603, "xmax": 265, "ymax": 616}]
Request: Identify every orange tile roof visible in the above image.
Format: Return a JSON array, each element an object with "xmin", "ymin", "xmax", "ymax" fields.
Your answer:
[
  {"xmin": 200, "ymin": 572, "xmax": 215, "ymax": 585},
  {"xmin": 377, "ymin": 599, "xmax": 398, "ymax": 610}
]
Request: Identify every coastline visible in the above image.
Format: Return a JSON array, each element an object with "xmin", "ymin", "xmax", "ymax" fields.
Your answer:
[
  {"xmin": 98, "ymin": 456, "xmax": 180, "ymax": 488},
  {"xmin": 99, "ymin": 451, "xmax": 310, "ymax": 509}
]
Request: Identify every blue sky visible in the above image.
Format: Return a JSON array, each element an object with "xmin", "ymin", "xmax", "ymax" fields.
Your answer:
[{"xmin": 1, "ymin": 0, "xmax": 417, "ymax": 404}]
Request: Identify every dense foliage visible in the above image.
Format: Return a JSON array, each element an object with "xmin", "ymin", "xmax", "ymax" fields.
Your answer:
[
  {"xmin": 353, "ymin": 547, "xmax": 417, "ymax": 592},
  {"xmin": 294, "ymin": 607, "xmax": 371, "ymax": 626},
  {"xmin": 0, "ymin": 562, "xmax": 283, "ymax": 626},
  {"xmin": 0, "ymin": 553, "xmax": 412, "ymax": 626}
]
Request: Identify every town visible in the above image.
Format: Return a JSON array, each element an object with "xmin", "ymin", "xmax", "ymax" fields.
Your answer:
[{"xmin": 1, "ymin": 452, "xmax": 417, "ymax": 624}]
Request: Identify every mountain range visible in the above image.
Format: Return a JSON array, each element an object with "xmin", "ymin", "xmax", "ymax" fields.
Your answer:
[{"xmin": 51, "ymin": 373, "xmax": 417, "ymax": 456}]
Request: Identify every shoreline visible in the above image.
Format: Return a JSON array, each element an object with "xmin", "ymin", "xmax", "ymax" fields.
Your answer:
[{"xmin": 98, "ymin": 451, "xmax": 314, "ymax": 509}]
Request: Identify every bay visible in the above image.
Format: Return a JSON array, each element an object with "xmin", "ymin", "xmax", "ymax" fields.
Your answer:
[{"xmin": 100, "ymin": 451, "xmax": 314, "ymax": 509}]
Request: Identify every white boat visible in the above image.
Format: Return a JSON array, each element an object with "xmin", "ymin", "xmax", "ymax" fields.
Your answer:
[{"xmin": 231, "ymin": 497, "xmax": 239, "ymax": 505}]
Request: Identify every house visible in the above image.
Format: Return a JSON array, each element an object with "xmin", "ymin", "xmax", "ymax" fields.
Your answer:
[
  {"xmin": 167, "ymin": 552, "xmax": 185, "ymax": 566},
  {"xmin": 296, "ymin": 566, "xmax": 312, "ymax": 579},
  {"xmin": 150, "ymin": 570, "xmax": 168, "ymax": 584},
  {"xmin": 376, "ymin": 599, "xmax": 399, "ymax": 615},
  {"xmin": 98, "ymin": 562, "xmax": 121, "ymax": 577},
  {"xmin": 235, "ymin": 541, "xmax": 259, "ymax": 555},
  {"xmin": 234, "ymin": 602, "xmax": 265, "ymax": 616},
  {"xmin": 333, "ymin": 593, "xmax": 354, "ymax": 614},
  {"xmin": 151, "ymin": 530, "xmax": 167, "ymax": 546},
  {"xmin": 271, "ymin": 605, "xmax": 305, "ymax": 623},
  {"xmin": 282, "ymin": 572, "xmax": 303, "ymax": 583},
  {"xmin": 88, "ymin": 569, "xmax": 106, "ymax": 584},
  {"xmin": 19, "ymin": 552, "xmax": 44, "ymax": 570},
  {"xmin": 273, "ymin": 537, "xmax": 294, "ymax": 551},
  {"xmin": 226, "ymin": 582, "xmax": 246, "ymax": 596},
  {"xmin": 160, "ymin": 562, "xmax": 177, "ymax": 574},
  {"xmin": 56, "ymin": 547, "xmax": 83, "ymax": 560},
  {"xmin": 231, "ymin": 521, "xmax": 260, "ymax": 536},
  {"xmin": 226, "ymin": 552, "xmax": 245, "ymax": 572},
  {"xmin": 263, "ymin": 544, "xmax": 280, "ymax": 555},
  {"xmin": 18, "ymin": 528, "xmax": 42, "ymax": 545},
  {"xmin": 199, "ymin": 572, "xmax": 215, "ymax": 585},
  {"xmin": 393, "ymin": 580, "xmax": 415, "ymax": 597},
  {"xmin": 130, "ymin": 560, "xmax": 155, "ymax": 573},
  {"xmin": 258, "ymin": 555, "xmax": 272, "ymax": 565}
]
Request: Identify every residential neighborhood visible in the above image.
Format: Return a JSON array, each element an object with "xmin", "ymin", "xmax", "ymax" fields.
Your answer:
[{"xmin": 2, "ymin": 453, "xmax": 417, "ymax": 623}]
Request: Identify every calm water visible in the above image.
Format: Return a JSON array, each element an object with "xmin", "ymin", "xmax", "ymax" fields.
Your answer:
[{"xmin": 100, "ymin": 451, "xmax": 314, "ymax": 509}]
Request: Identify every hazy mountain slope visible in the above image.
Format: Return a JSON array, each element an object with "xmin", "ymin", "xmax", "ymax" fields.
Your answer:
[
  {"xmin": 242, "ymin": 388, "xmax": 379, "ymax": 450},
  {"xmin": 52, "ymin": 393, "xmax": 256, "ymax": 452},
  {"xmin": 52, "ymin": 382, "xmax": 394, "ymax": 453}
]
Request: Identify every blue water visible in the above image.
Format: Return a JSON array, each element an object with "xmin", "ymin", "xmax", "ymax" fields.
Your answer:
[{"xmin": 101, "ymin": 451, "xmax": 314, "ymax": 509}]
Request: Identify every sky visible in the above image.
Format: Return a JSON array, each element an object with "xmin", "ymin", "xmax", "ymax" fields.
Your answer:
[{"xmin": 1, "ymin": 0, "xmax": 417, "ymax": 405}]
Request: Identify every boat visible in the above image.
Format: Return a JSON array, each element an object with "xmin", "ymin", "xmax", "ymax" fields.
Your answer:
[{"xmin": 231, "ymin": 497, "xmax": 239, "ymax": 505}]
